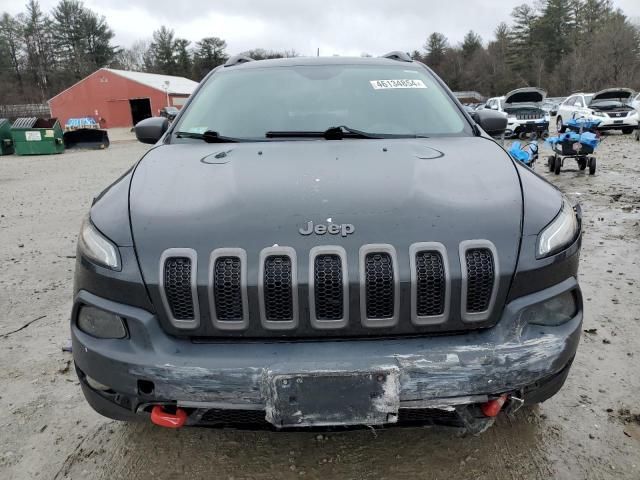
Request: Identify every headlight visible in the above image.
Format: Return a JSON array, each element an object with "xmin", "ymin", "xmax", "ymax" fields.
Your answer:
[
  {"xmin": 537, "ymin": 198, "xmax": 579, "ymax": 258},
  {"xmin": 77, "ymin": 306, "xmax": 127, "ymax": 339},
  {"xmin": 521, "ymin": 290, "xmax": 578, "ymax": 326},
  {"xmin": 629, "ymin": 111, "xmax": 638, "ymax": 118},
  {"xmin": 544, "ymin": 114, "xmax": 550, "ymax": 121},
  {"xmin": 591, "ymin": 111, "xmax": 605, "ymax": 117},
  {"xmin": 507, "ymin": 114, "xmax": 516, "ymax": 120},
  {"xmin": 78, "ymin": 216, "xmax": 121, "ymax": 270}
]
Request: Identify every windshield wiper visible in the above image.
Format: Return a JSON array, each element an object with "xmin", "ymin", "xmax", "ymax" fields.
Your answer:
[
  {"xmin": 175, "ymin": 130, "xmax": 242, "ymax": 143},
  {"xmin": 266, "ymin": 126, "xmax": 384, "ymax": 140}
]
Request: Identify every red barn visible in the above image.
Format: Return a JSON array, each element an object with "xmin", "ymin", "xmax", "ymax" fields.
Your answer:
[{"xmin": 49, "ymin": 68, "xmax": 199, "ymax": 128}]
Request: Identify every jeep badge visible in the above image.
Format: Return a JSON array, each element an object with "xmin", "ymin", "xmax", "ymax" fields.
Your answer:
[{"xmin": 299, "ymin": 221, "xmax": 355, "ymax": 237}]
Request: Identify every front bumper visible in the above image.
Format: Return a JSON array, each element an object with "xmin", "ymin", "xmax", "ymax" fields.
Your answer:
[
  {"xmin": 506, "ymin": 120, "xmax": 550, "ymax": 137},
  {"xmin": 72, "ymin": 278, "xmax": 582, "ymax": 428},
  {"xmin": 588, "ymin": 115, "xmax": 638, "ymax": 130}
]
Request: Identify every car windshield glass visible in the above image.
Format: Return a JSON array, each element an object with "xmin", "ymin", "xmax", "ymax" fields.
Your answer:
[{"xmin": 175, "ymin": 64, "xmax": 469, "ymax": 139}]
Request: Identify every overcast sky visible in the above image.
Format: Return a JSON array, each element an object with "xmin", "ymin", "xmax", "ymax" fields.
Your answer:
[{"xmin": 1, "ymin": 0, "xmax": 639, "ymax": 56}]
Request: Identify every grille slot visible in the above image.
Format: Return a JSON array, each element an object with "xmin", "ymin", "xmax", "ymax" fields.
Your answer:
[
  {"xmin": 515, "ymin": 112, "xmax": 541, "ymax": 120},
  {"xmin": 314, "ymin": 254, "xmax": 343, "ymax": 320},
  {"xmin": 213, "ymin": 257, "xmax": 243, "ymax": 321},
  {"xmin": 164, "ymin": 257, "xmax": 195, "ymax": 320},
  {"xmin": 465, "ymin": 248, "xmax": 495, "ymax": 313},
  {"xmin": 263, "ymin": 255, "xmax": 294, "ymax": 321},
  {"xmin": 364, "ymin": 252, "xmax": 395, "ymax": 319},
  {"xmin": 415, "ymin": 251, "xmax": 446, "ymax": 317}
]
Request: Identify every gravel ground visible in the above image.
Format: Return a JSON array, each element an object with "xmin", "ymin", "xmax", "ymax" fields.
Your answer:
[{"xmin": 0, "ymin": 129, "xmax": 639, "ymax": 480}]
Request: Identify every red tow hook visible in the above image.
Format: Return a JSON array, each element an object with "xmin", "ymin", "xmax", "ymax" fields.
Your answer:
[
  {"xmin": 481, "ymin": 394, "xmax": 509, "ymax": 417},
  {"xmin": 151, "ymin": 405, "xmax": 187, "ymax": 428}
]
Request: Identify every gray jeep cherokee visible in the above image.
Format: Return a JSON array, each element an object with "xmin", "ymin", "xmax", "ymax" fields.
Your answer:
[{"xmin": 71, "ymin": 52, "xmax": 582, "ymax": 431}]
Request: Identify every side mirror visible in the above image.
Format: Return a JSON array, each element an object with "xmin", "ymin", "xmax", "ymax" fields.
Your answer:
[
  {"xmin": 135, "ymin": 117, "xmax": 169, "ymax": 144},
  {"xmin": 472, "ymin": 109, "xmax": 508, "ymax": 137}
]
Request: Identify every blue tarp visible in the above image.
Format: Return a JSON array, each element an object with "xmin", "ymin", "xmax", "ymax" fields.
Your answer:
[
  {"xmin": 546, "ymin": 131, "xmax": 600, "ymax": 150},
  {"xmin": 566, "ymin": 118, "xmax": 601, "ymax": 130},
  {"xmin": 509, "ymin": 141, "xmax": 537, "ymax": 165}
]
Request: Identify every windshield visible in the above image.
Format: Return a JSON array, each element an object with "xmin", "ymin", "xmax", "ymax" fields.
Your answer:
[{"xmin": 175, "ymin": 64, "xmax": 469, "ymax": 139}]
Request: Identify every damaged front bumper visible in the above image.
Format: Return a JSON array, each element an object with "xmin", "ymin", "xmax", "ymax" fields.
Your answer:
[{"xmin": 72, "ymin": 278, "xmax": 582, "ymax": 429}]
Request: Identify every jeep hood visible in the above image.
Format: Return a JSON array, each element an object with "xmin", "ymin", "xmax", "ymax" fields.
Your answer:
[
  {"xmin": 130, "ymin": 137, "xmax": 523, "ymax": 293},
  {"xmin": 504, "ymin": 87, "xmax": 546, "ymax": 105},
  {"xmin": 590, "ymin": 88, "xmax": 634, "ymax": 103}
]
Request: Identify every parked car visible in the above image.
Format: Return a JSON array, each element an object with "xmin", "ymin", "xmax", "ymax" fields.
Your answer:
[
  {"xmin": 71, "ymin": 53, "xmax": 582, "ymax": 432},
  {"xmin": 630, "ymin": 92, "xmax": 640, "ymax": 113},
  {"xmin": 541, "ymin": 100, "xmax": 559, "ymax": 116},
  {"xmin": 556, "ymin": 89, "xmax": 638, "ymax": 134},
  {"xmin": 159, "ymin": 106, "xmax": 180, "ymax": 122},
  {"xmin": 484, "ymin": 88, "xmax": 550, "ymax": 138}
]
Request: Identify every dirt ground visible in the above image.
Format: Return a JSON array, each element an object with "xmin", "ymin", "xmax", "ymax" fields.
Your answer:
[{"xmin": 1, "ymin": 128, "xmax": 639, "ymax": 480}]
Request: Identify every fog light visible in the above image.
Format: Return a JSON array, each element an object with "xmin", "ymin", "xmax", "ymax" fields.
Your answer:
[
  {"xmin": 521, "ymin": 291, "xmax": 577, "ymax": 326},
  {"xmin": 86, "ymin": 375, "xmax": 111, "ymax": 391},
  {"xmin": 77, "ymin": 306, "xmax": 127, "ymax": 339}
]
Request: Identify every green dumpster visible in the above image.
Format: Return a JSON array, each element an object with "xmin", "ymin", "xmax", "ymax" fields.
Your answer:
[
  {"xmin": 0, "ymin": 118, "xmax": 14, "ymax": 155},
  {"xmin": 11, "ymin": 117, "xmax": 65, "ymax": 155}
]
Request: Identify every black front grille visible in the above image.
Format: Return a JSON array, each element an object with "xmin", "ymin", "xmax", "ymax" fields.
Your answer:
[
  {"xmin": 314, "ymin": 254, "xmax": 344, "ymax": 320},
  {"xmin": 213, "ymin": 257, "xmax": 243, "ymax": 321},
  {"xmin": 198, "ymin": 408, "xmax": 463, "ymax": 429},
  {"xmin": 263, "ymin": 255, "xmax": 293, "ymax": 321},
  {"xmin": 164, "ymin": 257, "xmax": 194, "ymax": 320},
  {"xmin": 516, "ymin": 112, "xmax": 541, "ymax": 120},
  {"xmin": 200, "ymin": 408, "xmax": 267, "ymax": 426},
  {"xmin": 415, "ymin": 251, "xmax": 445, "ymax": 316},
  {"xmin": 465, "ymin": 249, "xmax": 495, "ymax": 313},
  {"xmin": 364, "ymin": 253, "xmax": 395, "ymax": 319}
]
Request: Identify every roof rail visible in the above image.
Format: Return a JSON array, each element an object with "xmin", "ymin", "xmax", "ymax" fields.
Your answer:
[
  {"xmin": 380, "ymin": 51, "xmax": 413, "ymax": 62},
  {"xmin": 224, "ymin": 55, "xmax": 254, "ymax": 67}
]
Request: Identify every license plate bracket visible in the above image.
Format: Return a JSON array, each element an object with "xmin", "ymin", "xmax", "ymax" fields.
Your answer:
[{"xmin": 264, "ymin": 370, "xmax": 400, "ymax": 428}]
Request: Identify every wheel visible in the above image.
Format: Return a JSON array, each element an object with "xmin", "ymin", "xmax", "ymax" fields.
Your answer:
[
  {"xmin": 589, "ymin": 157, "xmax": 596, "ymax": 175},
  {"xmin": 622, "ymin": 127, "xmax": 633, "ymax": 135},
  {"xmin": 547, "ymin": 156, "xmax": 555, "ymax": 172},
  {"xmin": 518, "ymin": 130, "xmax": 529, "ymax": 140},
  {"xmin": 578, "ymin": 157, "xmax": 587, "ymax": 170},
  {"xmin": 636, "ymin": 129, "xmax": 640, "ymax": 141},
  {"xmin": 540, "ymin": 130, "xmax": 550, "ymax": 140},
  {"xmin": 554, "ymin": 155, "xmax": 562, "ymax": 175},
  {"xmin": 556, "ymin": 117, "xmax": 566, "ymax": 133}
]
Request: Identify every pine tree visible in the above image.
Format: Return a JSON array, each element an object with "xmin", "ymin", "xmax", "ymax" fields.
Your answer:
[
  {"xmin": 423, "ymin": 32, "xmax": 448, "ymax": 69},
  {"xmin": 537, "ymin": 0, "xmax": 577, "ymax": 70},
  {"xmin": 20, "ymin": 0, "xmax": 54, "ymax": 100},
  {"xmin": 192, "ymin": 37, "xmax": 228, "ymax": 79},
  {"xmin": 0, "ymin": 13, "xmax": 24, "ymax": 95},
  {"xmin": 507, "ymin": 4, "xmax": 540, "ymax": 83},
  {"xmin": 174, "ymin": 38, "xmax": 191, "ymax": 78},
  {"xmin": 462, "ymin": 31, "xmax": 482, "ymax": 60},
  {"xmin": 147, "ymin": 26, "xmax": 178, "ymax": 74}
]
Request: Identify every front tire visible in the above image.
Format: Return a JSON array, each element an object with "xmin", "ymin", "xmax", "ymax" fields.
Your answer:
[
  {"xmin": 622, "ymin": 127, "xmax": 634, "ymax": 135},
  {"xmin": 556, "ymin": 117, "xmax": 566, "ymax": 133},
  {"xmin": 589, "ymin": 157, "xmax": 596, "ymax": 175},
  {"xmin": 554, "ymin": 155, "xmax": 562, "ymax": 175}
]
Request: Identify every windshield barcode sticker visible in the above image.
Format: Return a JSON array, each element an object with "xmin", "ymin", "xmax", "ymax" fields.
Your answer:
[{"xmin": 370, "ymin": 79, "xmax": 426, "ymax": 90}]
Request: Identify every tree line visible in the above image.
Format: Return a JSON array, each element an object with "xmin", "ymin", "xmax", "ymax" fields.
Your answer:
[
  {"xmin": 1, "ymin": 0, "xmax": 639, "ymax": 105},
  {"xmin": 414, "ymin": 0, "xmax": 640, "ymax": 98}
]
